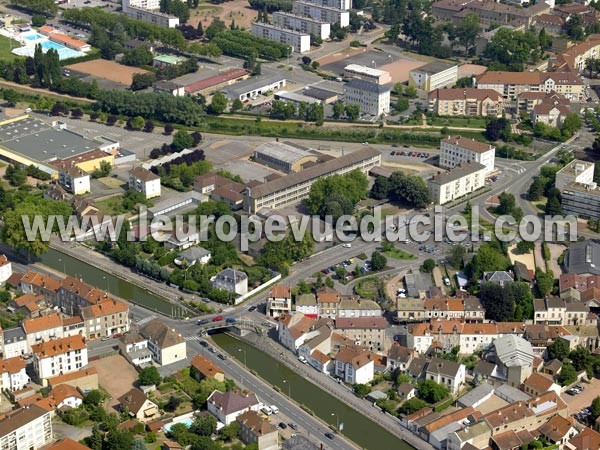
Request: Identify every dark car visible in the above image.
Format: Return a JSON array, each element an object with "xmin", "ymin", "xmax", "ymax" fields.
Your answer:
[
  {"xmin": 325, "ymin": 432, "xmax": 335, "ymax": 440},
  {"xmin": 199, "ymin": 340, "xmax": 208, "ymax": 347},
  {"xmin": 279, "ymin": 422, "xmax": 288, "ymax": 429},
  {"xmin": 248, "ymin": 306, "xmax": 257, "ymax": 312},
  {"xmin": 197, "ymin": 319, "xmax": 209, "ymax": 325},
  {"xmin": 217, "ymin": 353, "xmax": 227, "ymax": 360},
  {"xmin": 225, "ymin": 317, "xmax": 237, "ymax": 324},
  {"xmin": 390, "ymin": 151, "xmax": 396, "ymax": 156},
  {"xmin": 392, "ymin": 143, "xmax": 399, "ymax": 147},
  {"xmin": 289, "ymin": 423, "xmax": 298, "ymax": 430},
  {"xmin": 212, "ymin": 316, "xmax": 223, "ymax": 322}
]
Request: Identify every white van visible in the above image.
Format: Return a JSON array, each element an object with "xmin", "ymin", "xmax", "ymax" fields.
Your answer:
[
  {"xmin": 270, "ymin": 405, "xmax": 279, "ymax": 414},
  {"xmin": 261, "ymin": 406, "xmax": 273, "ymax": 415}
]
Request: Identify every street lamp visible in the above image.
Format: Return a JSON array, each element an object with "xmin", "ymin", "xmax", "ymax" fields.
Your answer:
[
  {"xmin": 331, "ymin": 413, "xmax": 339, "ymax": 430},
  {"xmin": 58, "ymin": 258, "xmax": 66, "ymax": 274},
  {"xmin": 283, "ymin": 379, "xmax": 291, "ymax": 397},
  {"xmin": 102, "ymin": 276, "xmax": 109, "ymax": 292},
  {"xmin": 238, "ymin": 348, "xmax": 247, "ymax": 367}
]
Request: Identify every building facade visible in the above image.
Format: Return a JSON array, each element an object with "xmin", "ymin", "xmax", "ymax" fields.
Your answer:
[
  {"xmin": 129, "ymin": 167, "xmax": 161, "ymax": 199},
  {"xmin": 32, "ymin": 335, "xmax": 88, "ymax": 385},
  {"xmin": 251, "ymin": 22, "xmax": 310, "ymax": 53},
  {"xmin": 344, "ymin": 79, "xmax": 391, "ymax": 116},
  {"xmin": 409, "ymin": 62, "xmax": 458, "ymax": 91},
  {"xmin": 439, "ymin": 135, "xmax": 496, "ymax": 174},
  {"xmin": 428, "ymin": 88, "xmax": 503, "ymax": 117},
  {"xmin": 272, "ymin": 12, "xmax": 331, "ymax": 40},
  {"xmin": 0, "ymin": 405, "xmax": 52, "ymax": 450},
  {"xmin": 343, "ymin": 64, "xmax": 392, "ymax": 85},
  {"xmin": 428, "ymin": 162, "xmax": 486, "ymax": 205},
  {"xmin": 292, "ymin": 1, "xmax": 350, "ymax": 26}
]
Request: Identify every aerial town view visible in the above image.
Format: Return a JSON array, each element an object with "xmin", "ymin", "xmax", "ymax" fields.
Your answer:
[{"xmin": 1, "ymin": 0, "xmax": 600, "ymax": 448}]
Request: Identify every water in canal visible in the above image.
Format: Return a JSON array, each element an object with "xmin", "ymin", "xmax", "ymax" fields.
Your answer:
[
  {"xmin": 212, "ymin": 333, "xmax": 415, "ymax": 450},
  {"xmin": 38, "ymin": 248, "xmax": 178, "ymax": 316}
]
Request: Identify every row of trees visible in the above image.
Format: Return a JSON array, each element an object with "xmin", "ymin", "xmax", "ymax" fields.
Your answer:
[
  {"xmin": 270, "ymin": 100, "xmax": 324, "ymax": 122},
  {"xmin": 211, "ymin": 29, "xmax": 291, "ymax": 60}
]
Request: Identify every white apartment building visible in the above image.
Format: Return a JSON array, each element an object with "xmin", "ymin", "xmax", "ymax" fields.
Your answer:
[
  {"xmin": 32, "ymin": 335, "xmax": 88, "ymax": 385},
  {"xmin": 55, "ymin": 162, "xmax": 90, "ymax": 195},
  {"xmin": 424, "ymin": 358, "xmax": 466, "ymax": 395},
  {"xmin": 129, "ymin": 167, "xmax": 161, "ymax": 199},
  {"xmin": 292, "ymin": 1, "xmax": 350, "ymax": 27},
  {"xmin": 440, "ymin": 135, "xmax": 496, "ymax": 174},
  {"xmin": 428, "ymin": 162, "xmax": 487, "ymax": 205},
  {"xmin": 555, "ymin": 159, "xmax": 595, "ymax": 191},
  {"xmin": 0, "ymin": 405, "xmax": 52, "ymax": 450},
  {"xmin": 0, "ymin": 254, "xmax": 12, "ymax": 285},
  {"xmin": 344, "ymin": 79, "xmax": 391, "ymax": 116},
  {"xmin": 272, "ymin": 12, "xmax": 331, "ymax": 40},
  {"xmin": 122, "ymin": 0, "xmax": 179, "ymax": 28},
  {"xmin": 337, "ymin": 298, "xmax": 382, "ymax": 318},
  {"xmin": 23, "ymin": 314, "xmax": 64, "ymax": 352},
  {"xmin": 408, "ymin": 62, "xmax": 459, "ymax": 91},
  {"xmin": 0, "ymin": 357, "xmax": 29, "ymax": 391},
  {"xmin": 333, "ymin": 346, "xmax": 374, "ymax": 384},
  {"xmin": 266, "ymin": 285, "xmax": 292, "ymax": 318},
  {"xmin": 343, "ymin": 64, "xmax": 392, "ymax": 85},
  {"xmin": 139, "ymin": 319, "xmax": 187, "ymax": 366},
  {"xmin": 303, "ymin": 0, "xmax": 351, "ymax": 9},
  {"xmin": 251, "ymin": 22, "xmax": 310, "ymax": 53}
]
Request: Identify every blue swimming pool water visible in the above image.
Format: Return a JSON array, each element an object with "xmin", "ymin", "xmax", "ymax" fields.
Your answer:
[
  {"xmin": 24, "ymin": 33, "xmax": 43, "ymax": 41},
  {"xmin": 164, "ymin": 419, "xmax": 193, "ymax": 432},
  {"xmin": 40, "ymin": 41, "xmax": 82, "ymax": 59}
]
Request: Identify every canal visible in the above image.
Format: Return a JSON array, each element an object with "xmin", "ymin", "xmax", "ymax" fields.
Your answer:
[
  {"xmin": 38, "ymin": 248, "xmax": 178, "ymax": 316},
  {"xmin": 212, "ymin": 333, "xmax": 415, "ymax": 450}
]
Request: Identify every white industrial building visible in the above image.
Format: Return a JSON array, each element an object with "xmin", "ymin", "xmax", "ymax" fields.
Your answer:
[
  {"xmin": 439, "ymin": 135, "xmax": 496, "ymax": 175},
  {"xmin": 292, "ymin": 1, "xmax": 350, "ymax": 27},
  {"xmin": 272, "ymin": 11, "xmax": 331, "ymax": 40},
  {"xmin": 344, "ymin": 78, "xmax": 391, "ymax": 116},
  {"xmin": 344, "ymin": 64, "xmax": 392, "ymax": 85},
  {"xmin": 555, "ymin": 159, "xmax": 595, "ymax": 191},
  {"xmin": 428, "ymin": 162, "xmax": 487, "ymax": 205},
  {"xmin": 251, "ymin": 22, "xmax": 311, "ymax": 53}
]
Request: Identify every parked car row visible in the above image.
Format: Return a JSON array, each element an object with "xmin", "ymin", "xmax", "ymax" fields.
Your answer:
[{"xmin": 391, "ymin": 150, "xmax": 430, "ymax": 158}]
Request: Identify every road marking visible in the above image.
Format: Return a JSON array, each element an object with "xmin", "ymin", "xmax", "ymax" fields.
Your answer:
[
  {"xmin": 137, "ymin": 315, "xmax": 157, "ymax": 326},
  {"xmin": 184, "ymin": 335, "xmax": 202, "ymax": 342}
]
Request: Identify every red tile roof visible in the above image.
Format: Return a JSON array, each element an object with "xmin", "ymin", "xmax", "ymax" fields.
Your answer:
[{"xmin": 184, "ymin": 69, "xmax": 248, "ymax": 94}]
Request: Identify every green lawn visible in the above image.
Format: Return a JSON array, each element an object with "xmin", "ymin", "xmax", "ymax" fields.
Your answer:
[
  {"xmin": 383, "ymin": 248, "xmax": 416, "ymax": 260},
  {"xmin": 95, "ymin": 196, "xmax": 127, "ymax": 215},
  {"xmin": 0, "ymin": 35, "xmax": 20, "ymax": 61},
  {"xmin": 428, "ymin": 116, "xmax": 486, "ymax": 128}
]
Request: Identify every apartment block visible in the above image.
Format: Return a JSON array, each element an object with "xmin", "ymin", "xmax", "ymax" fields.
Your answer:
[
  {"xmin": 266, "ymin": 285, "xmax": 292, "ymax": 318},
  {"xmin": 272, "ymin": 11, "xmax": 331, "ymax": 40},
  {"xmin": 251, "ymin": 22, "xmax": 310, "ymax": 53},
  {"xmin": 476, "ymin": 71, "xmax": 585, "ymax": 102},
  {"xmin": 440, "ymin": 135, "xmax": 496, "ymax": 174},
  {"xmin": 54, "ymin": 162, "xmax": 90, "ymax": 195},
  {"xmin": 292, "ymin": 1, "xmax": 350, "ymax": 27},
  {"xmin": 32, "ymin": 335, "xmax": 88, "ymax": 385},
  {"xmin": 80, "ymin": 299, "xmax": 130, "ymax": 339},
  {"xmin": 428, "ymin": 162, "xmax": 486, "ymax": 205},
  {"xmin": 129, "ymin": 166, "xmax": 161, "ymax": 199},
  {"xmin": 344, "ymin": 64, "xmax": 392, "ymax": 85},
  {"xmin": 428, "ymin": 88, "xmax": 503, "ymax": 117},
  {"xmin": 556, "ymin": 160, "xmax": 595, "ymax": 191},
  {"xmin": 408, "ymin": 62, "xmax": 458, "ymax": 91},
  {"xmin": 344, "ymin": 78, "xmax": 391, "ymax": 116},
  {"xmin": 561, "ymin": 183, "xmax": 600, "ymax": 220},
  {"xmin": 0, "ymin": 255, "xmax": 11, "ymax": 285},
  {"xmin": 122, "ymin": 3, "xmax": 179, "ymax": 27},
  {"xmin": 302, "ymin": 0, "xmax": 351, "ymax": 9},
  {"xmin": 0, "ymin": 405, "xmax": 52, "ymax": 450}
]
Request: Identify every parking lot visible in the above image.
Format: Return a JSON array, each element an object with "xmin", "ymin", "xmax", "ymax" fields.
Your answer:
[{"xmin": 563, "ymin": 378, "xmax": 600, "ymax": 421}]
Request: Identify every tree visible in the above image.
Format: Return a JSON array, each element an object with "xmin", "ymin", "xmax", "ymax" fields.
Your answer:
[
  {"xmin": 122, "ymin": 46, "xmax": 154, "ymax": 67},
  {"xmin": 527, "ymin": 177, "xmax": 546, "ymax": 201},
  {"xmin": 558, "ymin": 363, "xmax": 577, "ymax": 386},
  {"xmin": 565, "ymin": 15, "xmax": 585, "ymax": 41},
  {"xmin": 396, "ymin": 97, "xmax": 409, "ymax": 112},
  {"xmin": 387, "ymin": 171, "xmax": 431, "ymax": 208},
  {"xmin": 164, "ymin": 124, "xmax": 174, "ymax": 135},
  {"xmin": 231, "ymin": 98, "xmax": 243, "ymax": 112},
  {"xmin": 353, "ymin": 383, "xmax": 371, "ymax": 397},
  {"xmin": 84, "ymin": 390, "xmax": 105, "ymax": 406},
  {"xmin": 479, "ymin": 282, "xmax": 515, "ymax": 322},
  {"xmin": 370, "ymin": 176, "xmax": 390, "ymax": 200},
  {"xmin": 371, "ymin": 251, "xmax": 387, "ymax": 271},
  {"xmin": 144, "ymin": 120, "xmax": 155, "ymax": 133},
  {"xmin": 333, "ymin": 101, "xmax": 345, "ymax": 119},
  {"xmin": 421, "ymin": 259, "xmax": 435, "ymax": 273},
  {"xmin": 455, "ymin": 13, "xmax": 480, "ymax": 56},
  {"xmin": 485, "ymin": 118, "xmax": 511, "ymax": 141},
  {"xmin": 399, "ymin": 398, "xmax": 427, "ymax": 415},
  {"xmin": 190, "ymin": 414, "xmax": 217, "ymax": 436},
  {"xmin": 139, "ymin": 366, "xmax": 161, "ymax": 386},
  {"xmin": 5, "ymin": 165, "xmax": 26, "ymax": 186},
  {"xmin": 51, "ymin": 102, "xmax": 67, "ymax": 116},
  {"xmin": 172, "ymin": 131, "xmax": 194, "ymax": 152},
  {"xmin": 516, "ymin": 240, "xmax": 535, "ymax": 254},
  {"xmin": 165, "ymin": 395, "xmax": 182, "ymax": 412},
  {"xmin": 205, "ymin": 17, "xmax": 227, "ymax": 40},
  {"xmin": 345, "ymin": 104, "xmax": 360, "ymax": 121},
  {"xmin": 448, "ymin": 245, "xmax": 466, "ymax": 268},
  {"xmin": 592, "ymin": 397, "xmax": 600, "ymax": 420},
  {"xmin": 3, "ymin": 89, "xmax": 19, "ymax": 107},
  {"xmin": 418, "ymin": 380, "xmax": 449, "ymax": 403},
  {"xmin": 91, "ymin": 160, "xmax": 111, "ymax": 179},
  {"xmin": 209, "ymin": 92, "xmax": 228, "ymax": 114},
  {"xmin": 220, "ymin": 422, "xmax": 240, "ymax": 441},
  {"xmin": 535, "ymin": 268, "xmax": 554, "ymax": 297},
  {"xmin": 547, "ymin": 338, "xmax": 570, "ymax": 361},
  {"xmin": 31, "ymin": 14, "xmax": 46, "ymax": 26},
  {"xmin": 496, "ymin": 192, "xmax": 516, "ymax": 215},
  {"xmin": 128, "ymin": 116, "xmax": 145, "ymax": 130}
]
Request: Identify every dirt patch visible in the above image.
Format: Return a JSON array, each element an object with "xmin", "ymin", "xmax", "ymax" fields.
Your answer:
[
  {"xmin": 379, "ymin": 59, "xmax": 426, "ymax": 84},
  {"xmin": 533, "ymin": 242, "xmax": 546, "ymax": 272},
  {"xmin": 385, "ymin": 270, "xmax": 407, "ymax": 300},
  {"xmin": 188, "ymin": 0, "xmax": 257, "ymax": 30},
  {"xmin": 90, "ymin": 355, "xmax": 139, "ymax": 411},
  {"xmin": 547, "ymin": 243, "xmax": 566, "ymax": 275},
  {"xmin": 65, "ymin": 60, "xmax": 150, "ymax": 86},
  {"xmin": 457, "ymin": 64, "xmax": 487, "ymax": 78},
  {"xmin": 508, "ymin": 245, "xmax": 535, "ymax": 272}
]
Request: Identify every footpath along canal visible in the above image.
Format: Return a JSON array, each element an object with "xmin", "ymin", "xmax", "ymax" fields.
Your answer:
[{"xmin": 213, "ymin": 333, "xmax": 416, "ymax": 450}]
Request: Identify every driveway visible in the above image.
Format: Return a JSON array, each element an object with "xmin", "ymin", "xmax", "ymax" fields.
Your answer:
[{"xmin": 52, "ymin": 421, "xmax": 93, "ymax": 442}]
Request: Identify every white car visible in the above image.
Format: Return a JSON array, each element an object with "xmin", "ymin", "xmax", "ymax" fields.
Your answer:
[
  {"xmin": 342, "ymin": 243, "xmax": 352, "ymax": 248},
  {"xmin": 443, "ymin": 277, "xmax": 451, "ymax": 286}
]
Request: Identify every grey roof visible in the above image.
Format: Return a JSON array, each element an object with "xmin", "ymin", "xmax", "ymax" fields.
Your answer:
[
  {"xmin": 430, "ymin": 162, "xmax": 486, "ymax": 185},
  {"xmin": 366, "ymin": 390, "xmax": 387, "ymax": 401},
  {"xmin": 222, "ymin": 73, "xmax": 286, "ymax": 99},
  {"xmin": 474, "ymin": 360, "xmax": 497, "ymax": 378},
  {"xmin": 453, "ymin": 420, "xmax": 493, "ymax": 441},
  {"xmin": 408, "ymin": 357, "xmax": 428, "ymax": 377},
  {"xmin": 566, "ymin": 301, "xmax": 589, "ymax": 312},
  {"xmin": 247, "ymin": 147, "xmax": 380, "ymax": 198},
  {"xmin": 398, "ymin": 382, "xmax": 417, "ymax": 395},
  {"xmin": 345, "ymin": 78, "xmax": 392, "ymax": 94},
  {"xmin": 484, "ymin": 271, "xmax": 514, "ymax": 283},
  {"xmin": 140, "ymin": 319, "xmax": 184, "ymax": 348},
  {"xmin": 254, "ymin": 141, "xmax": 315, "ymax": 165},
  {"xmin": 411, "ymin": 61, "xmax": 457, "ymax": 75},
  {"xmin": 457, "ymin": 382, "xmax": 494, "ymax": 408},
  {"xmin": 494, "ymin": 335, "xmax": 534, "ymax": 368},
  {"xmin": 566, "ymin": 241, "xmax": 600, "ymax": 275},
  {"xmin": 295, "ymin": 293, "xmax": 316, "ymax": 306},
  {"xmin": 154, "ymin": 80, "xmax": 181, "ymax": 91},
  {"xmin": 3, "ymin": 327, "xmax": 26, "ymax": 344},
  {"xmin": 179, "ymin": 246, "xmax": 211, "ymax": 261},
  {"xmin": 282, "ymin": 435, "xmax": 318, "ymax": 450},
  {"xmin": 207, "ymin": 390, "xmax": 259, "ymax": 415},
  {"xmin": 302, "ymin": 87, "xmax": 339, "ymax": 101},
  {"xmin": 514, "ymin": 261, "xmax": 532, "ymax": 282},
  {"xmin": 494, "ymin": 383, "xmax": 531, "ymax": 403},
  {"xmin": 426, "ymin": 357, "xmax": 463, "ymax": 378},
  {"xmin": 148, "ymin": 190, "xmax": 202, "ymax": 216},
  {"xmin": 430, "ymin": 422, "xmax": 462, "ymax": 444},
  {"xmin": 0, "ymin": 116, "xmax": 100, "ymax": 163},
  {"xmin": 405, "ymin": 271, "xmax": 433, "ymax": 296},
  {"xmin": 215, "ymin": 268, "xmax": 247, "ymax": 283}
]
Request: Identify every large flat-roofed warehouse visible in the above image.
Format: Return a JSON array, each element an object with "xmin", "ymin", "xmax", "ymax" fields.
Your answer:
[
  {"xmin": 253, "ymin": 141, "xmax": 319, "ymax": 173},
  {"xmin": 0, "ymin": 116, "xmax": 103, "ymax": 174},
  {"xmin": 245, "ymin": 147, "xmax": 381, "ymax": 213}
]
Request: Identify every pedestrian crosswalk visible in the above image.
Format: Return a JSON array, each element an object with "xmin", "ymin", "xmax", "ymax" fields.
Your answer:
[
  {"xmin": 185, "ymin": 335, "xmax": 203, "ymax": 342},
  {"xmin": 137, "ymin": 315, "xmax": 157, "ymax": 326}
]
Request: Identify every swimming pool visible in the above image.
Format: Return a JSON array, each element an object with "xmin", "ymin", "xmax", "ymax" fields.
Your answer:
[
  {"xmin": 164, "ymin": 418, "xmax": 193, "ymax": 432},
  {"xmin": 12, "ymin": 39, "xmax": 83, "ymax": 60},
  {"xmin": 24, "ymin": 33, "xmax": 43, "ymax": 41}
]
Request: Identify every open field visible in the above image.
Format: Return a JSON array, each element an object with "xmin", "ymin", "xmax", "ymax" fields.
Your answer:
[
  {"xmin": 384, "ymin": 248, "xmax": 416, "ymax": 260},
  {"xmin": 90, "ymin": 355, "xmax": 139, "ymax": 411},
  {"xmin": 0, "ymin": 35, "xmax": 19, "ymax": 61},
  {"xmin": 188, "ymin": 0, "xmax": 257, "ymax": 31},
  {"xmin": 65, "ymin": 60, "xmax": 150, "ymax": 86}
]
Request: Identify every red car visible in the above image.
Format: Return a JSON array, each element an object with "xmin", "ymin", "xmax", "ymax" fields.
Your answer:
[
  {"xmin": 212, "ymin": 315, "xmax": 223, "ymax": 322},
  {"xmin": 112, "ymin": 333, "xmax": 123, "ymax": 338}
]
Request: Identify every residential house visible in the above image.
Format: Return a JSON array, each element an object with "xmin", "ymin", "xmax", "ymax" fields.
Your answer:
[
  {"xmin": 565, "ymin": 427, "xmax": 600, "ymax": 450},
  {"xmin": 80, "ymin": 299, "xmax": 130, "ymax": 339},
  {"xmin": 490, "ymin": 429, "xmax": 535, "ymax": 450},
  {"xmin": 335, "ymin": 317, "xmax": 388, "ymax": 352},
  {"xmin": 34, "ymin": 384, "xmax": 83, "ymax": 414},
  {"xmin": 533, "ymin": 100, "xmax": 572, "ymax": 127},
  {"xmin": 129, "ymin": 167, "xmax": 161, "ymax": 199},
  {"xmin": 10, "ymin": 294, "xmax": 44, "ymax": 318},
  {"xmin": 118, "ymin": 388, "xmax": 160, "ymax": 422},
  {"xmin": 482, "ymin": 271, "xmax": 514, "ymax": 287},
  {"xmin": 207, "ymin": 390, "xmax": 260, "ymax": 425},
  {"xmin": 297, "ymin": 323, "xmax": 333, "ymax": 371},
  {"xmin": 447, "ymin": 420, "xmax": 493, "ymax": 450},
  {"xmin": 211, "ymin": 268, "xmax": 248, "ymax": 296},
  {"xmin": 0, "ymin": 255, "xmax": 12, "ymax": 285},
  {"xmin": 32, "ymin": 335, "xmax": 88, "ymax": 386},
  {"xmin": 19, "ymin": 271, "xmax": 61, "ymax": 304},
  {"xmin": 538, "ymin": 415, "xmax": 577, "ymax": 446},
  {"xmin": 337, "ymin": 297, "xmax": 382, "ymax": 318},
  {"xmin": 267, "ymin": 285, "xmax": 292, "ymax": 318},
  {"xmin": 317, "ymin": 287, "xmax": 341, "ymax": 319},
  {"xmin": 424, "ymin": 357, "xmax": 466, "ymax": 395},
  {"xmin": 119, "ymin": 333, "xmax": 153, "ymax": 367},
  {"xmin": 524, "ymin": 324, "xmax": 572, "ymax": 356},
  {"xmin": 139, "ymin": 319, "xmax": 186, "ymax": 366},
  {"xmin": 521, "ymin": 372, "xmax": 561, "ymax": 397},
  {"xmin": 294, "ymin": 293, "xmax": 318, "ymax": 318},
  {"xmin": 174, "ymin": 247, "xmax": 211, "ymax": 266},
  {"xmin": 2, "ymin": 327, "xmax": 28, "ymax": 358},
  {"xmin": 387, "ymin": 343, "xmax": 415, "ymax": 372},
  {"xmin": 398, "ymin": 382, "xmax": 418, "ymax": 400},
  {"xmin": 23, "ymin": 314, "xmax": 64, "ymax": 351},
  {"xmin": 0, "ymin": 405, "xmax": 52, "ymax": 450},
  {"xmin": 277, "ymin": 313, "xmax": 318, "ymax": 352},
  {"xmin": 333, "ymin": 345, "xmax": 375, "ymax": 384},
  {"xmin": 236, "ymin": 410, "xmax": 279, "ymax": 450},
  {"xmin": 47, "ymin": 438, "xmax": 92, "ymax": 450},
  {"xmin": 0, "ymin": 357, "xmax": 29, "ymax": 391},
  {"xmin": 191, "ymin": 355, "xmax": 225, "ymax": 382}
]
